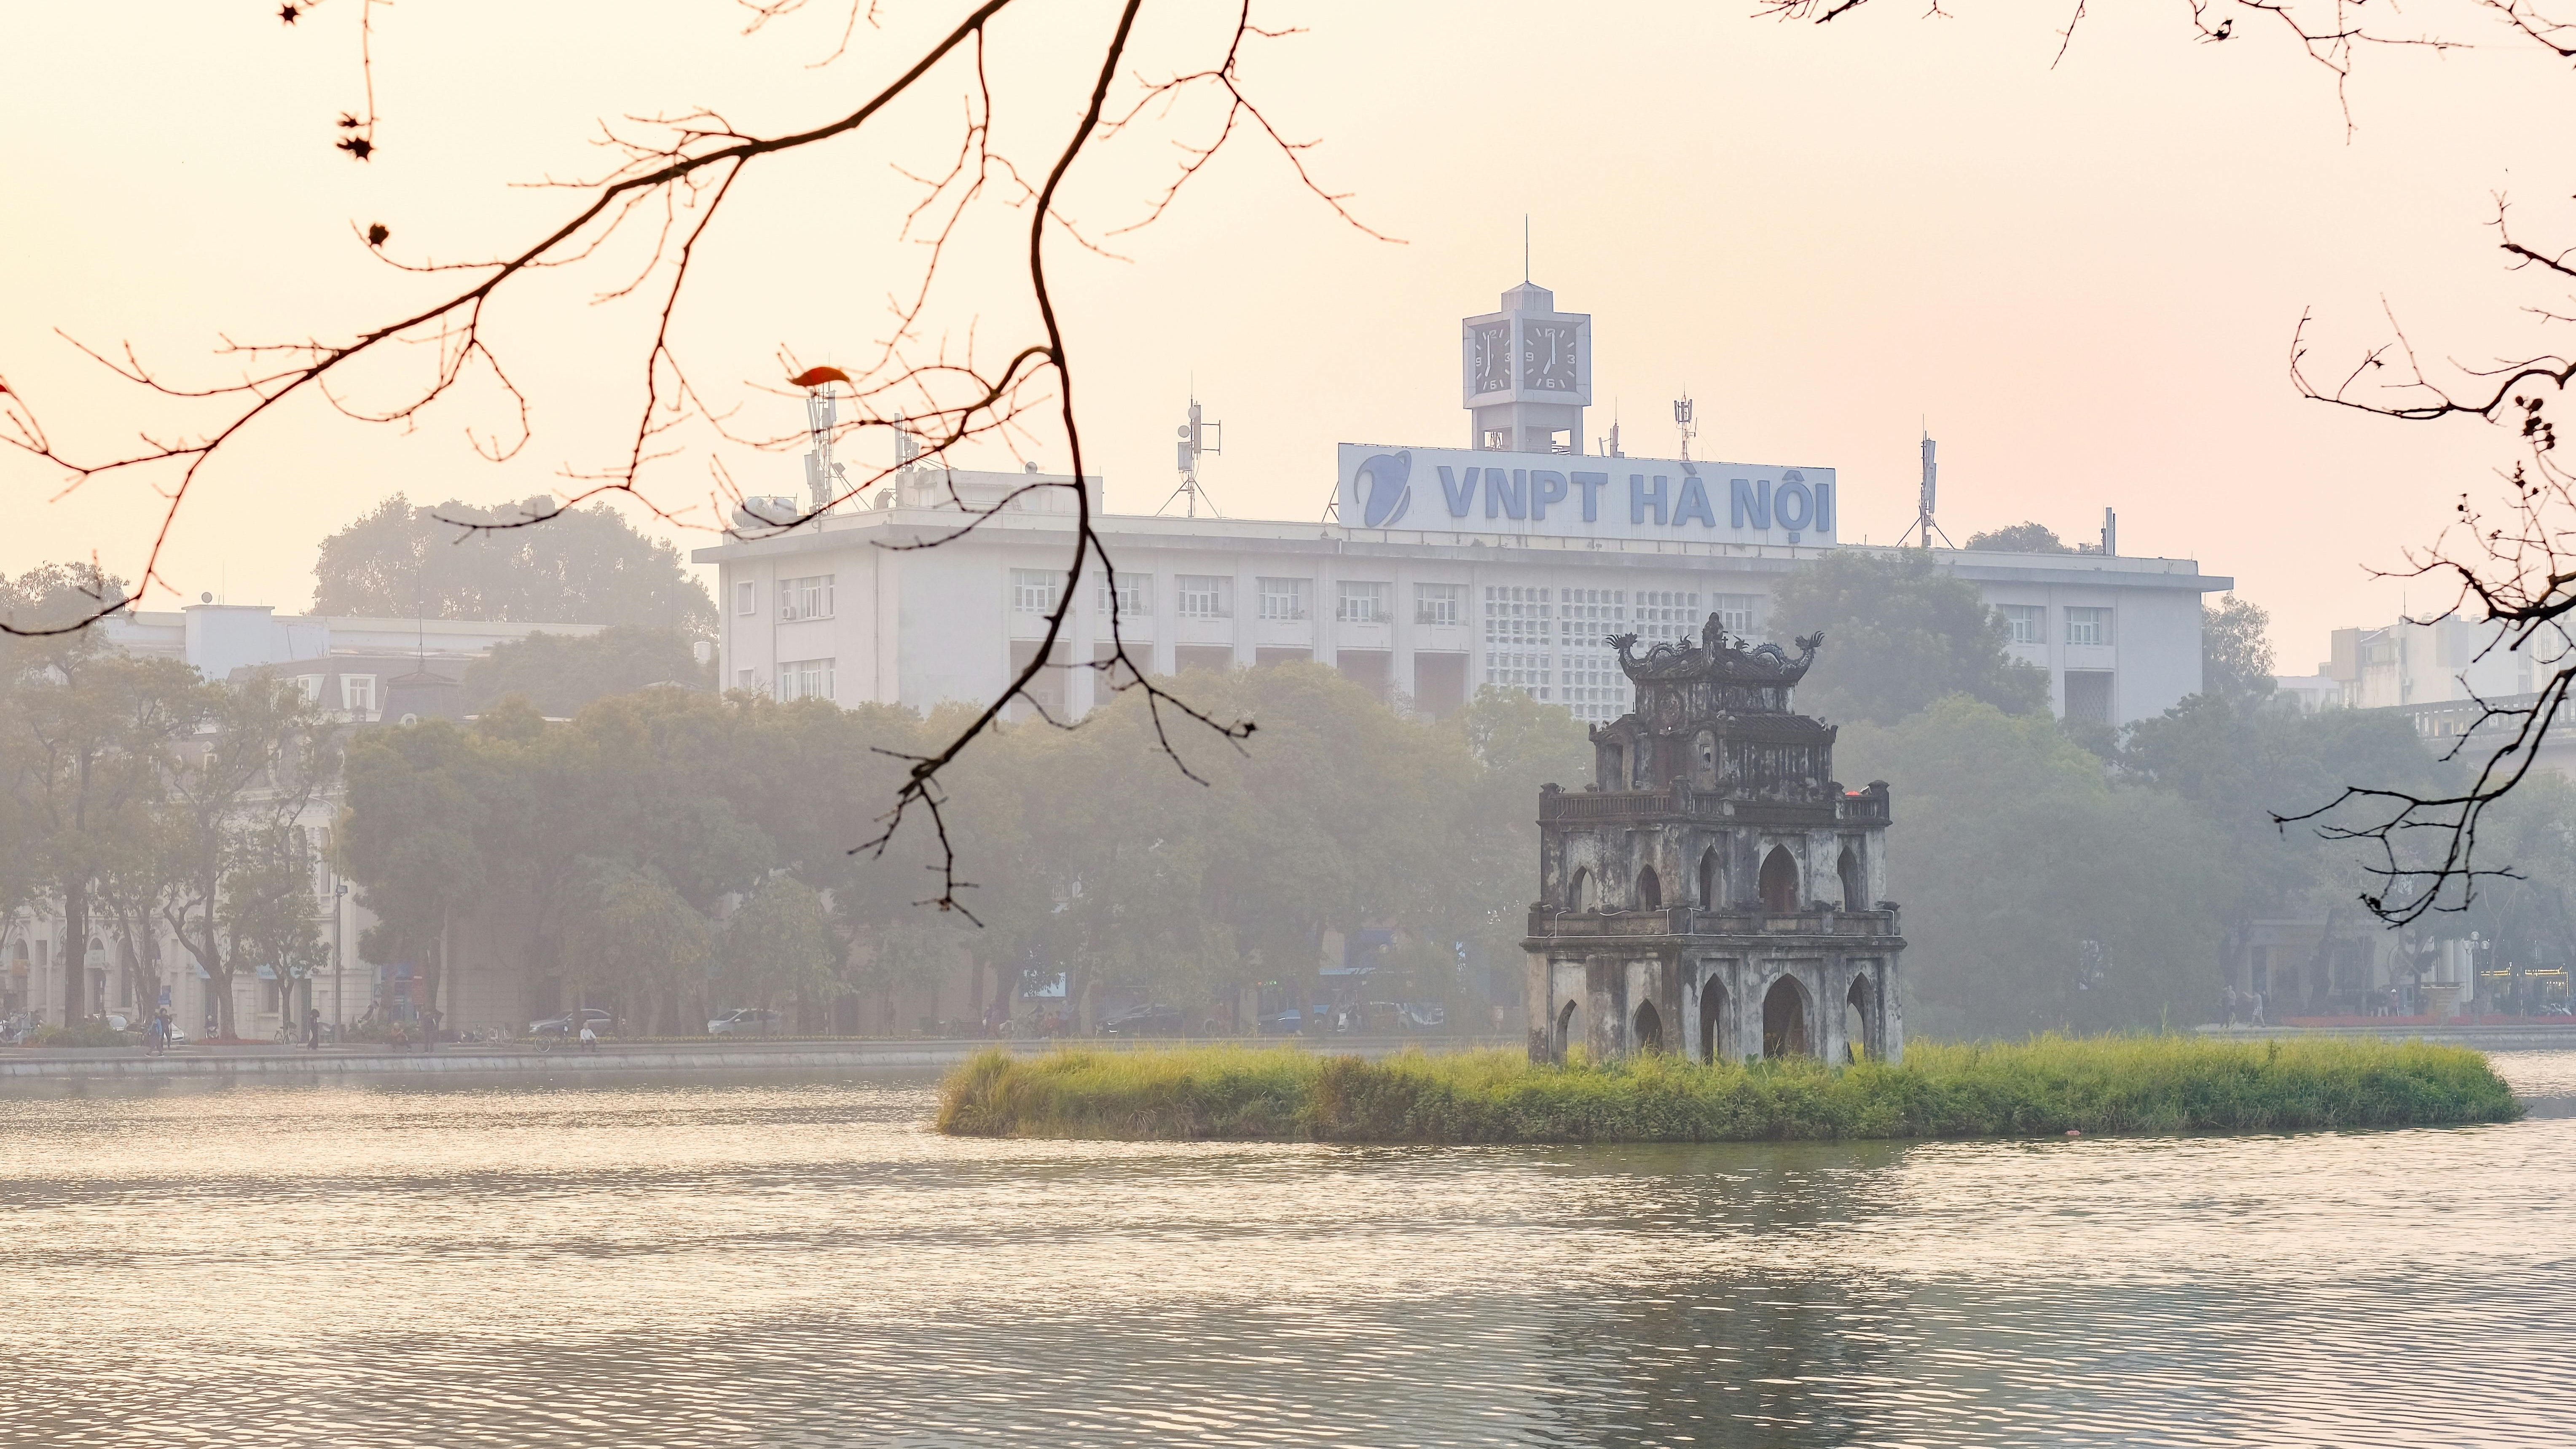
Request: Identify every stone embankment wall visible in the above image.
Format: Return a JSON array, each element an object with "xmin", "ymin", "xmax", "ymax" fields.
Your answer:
[{"xmin": 0, "ymin": 1037, "xmax": 1520, "ymax": 1080}]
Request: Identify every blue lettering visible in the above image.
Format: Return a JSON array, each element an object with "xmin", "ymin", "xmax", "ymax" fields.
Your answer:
[
  {"xmin": 1813, "ymin": 480, "xmax": 1834, "ymax": 534},
  {"xmin": 1529, "ymin": 470, "xmax": 1568, "ymax": 521},
  {"xmin": 1486, "ymin": 467, "xmax": 1527, "ymax": 520},
  {"xmin": 1629, "ymin": 474, "xmax": 1666, "ymax": 526},
  {"xmin": 1775, "ymin": 479, "xmax": 1813, "ymax": 531},
  {"xmin": 1729, "ymin": 478, "xmax": 1770, "ymax": 530},
  {"xmin": 1436, "ymin": 465, "xmax": 1479, "ymax": 517},
  {"xmin": 1673, "ymin": 475, "xmax": 1718, "ymax": 529},
  {"xmin": 1570, "ymin": 471, "xmax": 1607, "ymax": 522}
]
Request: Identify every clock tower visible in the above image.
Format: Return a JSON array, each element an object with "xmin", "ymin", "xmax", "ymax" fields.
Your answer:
[{"xmin": 1462, "ymin": 281, "xmax": 1593, "ymax": 454}]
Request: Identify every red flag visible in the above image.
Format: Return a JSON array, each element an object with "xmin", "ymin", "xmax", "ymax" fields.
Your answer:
[{"xmin": 788, "ymin": 366, "xmax": 851, "ymax": 388}]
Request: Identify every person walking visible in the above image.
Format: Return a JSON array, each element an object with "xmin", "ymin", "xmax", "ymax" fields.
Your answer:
[
  {"xmin": 420, "ymin": 1006, "xmax": 440, "ymax": 1054},
  {"xmin": 2249, "ymin": 990, "xmax": 2267, "ymax": 1028},
  {"xmin": 304, "ymin": 1006, "xmax": 321, "ymax": 1051}
]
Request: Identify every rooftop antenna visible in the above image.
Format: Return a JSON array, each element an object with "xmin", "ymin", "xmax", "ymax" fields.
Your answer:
[
  {"xmin": 1898, "ymin": 427, "xmax": 1955, "ymax": 548},
  {"xmin": 1524, "ymin": 214, "xmax": 1530, "ymax": 284},
  {"xmin": 1673, "ymin": 394, "xmax": 1696, "ymax": 462},
  {"xmin": 802, "ymin": 380, "xmax": 852, "ymax": 518},
  {"xmin": 1160, "ymin": 394, "xmax": 1224, "ymax": 518}
]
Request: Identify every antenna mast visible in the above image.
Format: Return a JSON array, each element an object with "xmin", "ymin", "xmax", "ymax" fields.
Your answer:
[
  {"xmin": 802, "ymin": 384, "xmax": 852, "ymax": 517},
  {"xmin": 1898, "ymin": 429, "xmax": 1955, "ymax": 548},
  {"xmin": 1160, "ymin": 396, "xmax": 1224, "ymax": 518},
  {"xmin": 1672, "ymin": 394, "xmax": 1696, "ymax": 462}
]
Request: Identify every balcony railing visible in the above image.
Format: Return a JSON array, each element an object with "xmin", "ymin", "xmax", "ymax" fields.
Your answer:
[{"xmin": 1525, "ymin": 905, "xmax": 1901, "ymax": 939}]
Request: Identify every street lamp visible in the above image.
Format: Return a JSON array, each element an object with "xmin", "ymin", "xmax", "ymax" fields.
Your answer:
[{"xmin": 333, "ymin": 882, "xmax": 349, "ymax": 1039}]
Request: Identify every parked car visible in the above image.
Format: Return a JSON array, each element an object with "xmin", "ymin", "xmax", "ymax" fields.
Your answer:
[
  {"xmin": 707, "ymin": 1008, "xmax": 786, "ymax": 1036},
  {"xmin": 1258, "ymin": 1008, "xmax": 1305, "ymax": 1036},
  {"xmin": 1096, "ymin": 1003, "xmax": 1186, "ymax": 1037},
  {"xmin": 527, "ymin": 1008, "xmax": 613, "ymax": 1038},
  {"xmin": 1398, "ymin": 1002, "xmax": 1448, "ymax": 1031}
]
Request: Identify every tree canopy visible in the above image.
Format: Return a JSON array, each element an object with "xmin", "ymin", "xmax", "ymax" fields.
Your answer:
[
  {"xmin": 1962, "ymin": 522, "xmax": 2071, "ymax": 553},
  {"xmin": 2200, "ymin": 594, "xmax": 2279, "ymax": 705},
  {"xmin": 313, "ymin": 495, "xmax": 716, "ymax": 635},
  {"xmin": 462, "ymin": 625, "xmax": 716, "ymax": 716},
  {"xmin": 1769, "ymin": 550, "xmax": 2048, "ymax": 725}
]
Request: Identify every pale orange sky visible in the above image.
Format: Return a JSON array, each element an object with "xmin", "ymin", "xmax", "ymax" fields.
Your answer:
[{"xmin": 6, "ymin": 0, "xmax": 2571, "ymax": 671}]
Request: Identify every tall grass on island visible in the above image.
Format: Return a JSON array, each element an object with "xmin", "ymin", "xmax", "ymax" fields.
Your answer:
[{"xmin": 936, "ymin": 1035, "xmax": 2522, "ymax": 1143}]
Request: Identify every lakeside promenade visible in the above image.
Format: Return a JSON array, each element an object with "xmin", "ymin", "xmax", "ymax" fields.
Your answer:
[
  {"xmin": 0, "ymin": 1035, "xmax": 1524, "ymax": 1080},
  {"xmin": 3, "ymin": 1022, "xmax": 2570, "ymax": 1080}
]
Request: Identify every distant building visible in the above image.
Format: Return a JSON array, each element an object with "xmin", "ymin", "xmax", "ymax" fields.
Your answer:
[
  {"xmin": 3, "ymin": 604, "xmax": 601, "ymax": 1037},
  {"xmin": 1521, "ymin": 622, "xmax": 1904, "ymax": 1063},
  {"xmin": 698, "ymin": 280, "xmax": 2230, "ymax": 730},
  {"xmin": 105, "ymin": 603, "xmax": 603, "ymax": 723}
]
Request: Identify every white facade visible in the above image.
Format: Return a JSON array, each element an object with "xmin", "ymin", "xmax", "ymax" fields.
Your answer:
[
  {"xmin": 700, "ymin": 478, "xmax": 2224, "ymax": 728},
  {"xmin": 703, "ymin": 281, "xmax": 2227, "ymax": 726}
]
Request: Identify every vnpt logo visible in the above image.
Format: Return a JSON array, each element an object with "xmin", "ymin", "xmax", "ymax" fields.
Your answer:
[{"xmin": 1354, "ymin": 451, "xmax": 1412, "ymax": 527}]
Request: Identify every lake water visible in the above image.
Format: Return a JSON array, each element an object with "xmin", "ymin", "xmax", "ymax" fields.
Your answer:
[{"xmin": 1, "ymin": 1054, "xmax": 2571, "ymax": 1448}]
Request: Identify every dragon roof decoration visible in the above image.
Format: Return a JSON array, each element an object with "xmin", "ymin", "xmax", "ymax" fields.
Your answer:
[{"xmin": 1607, "ymin": 615, "xmax": 1825, "ymax": 686}]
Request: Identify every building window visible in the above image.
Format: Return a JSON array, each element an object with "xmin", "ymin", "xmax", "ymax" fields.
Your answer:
[
  {"xmin": 1258, "ymin": 577, "xmax": 1310, "ymax": 622},
  {"xmin": 1484, "ymin": 585, "xmax": 1554, "ymax": 649},
  {"xmin": 737, "ymin": 668, "xmax": 757, "ymax": 692},
  {"xmin": 778, "ymin": 657, "xmax": 835, "ymax": 702},
  {"xmin": 341, "ymin": 674, "xmax": 376, "ymax": 714},
  {"xmin": 1009, "ymin": 569, "xmax": 1065, "ymax": 615},
  {"xmin": 1176, "ymin": 575, "xmax": 1232, "ymax": 620},
  {"xmin": 293, "ymin": 674, "xmax": 325, "ymax": 705},
  {"xmin": 2065, "ymin": 606, "xmax": 2114, "ymax": 647},
  {"xmin": 1713, "ymin": 594, "xmax": 1759, "ymax": 634},
  {"xmin": 1097, "ymin": 574, "xmax": 1151, "ymax": 617},
  {"xmin": 2002, "ymin": 604, "xmax": 2045, "ymax": 645},
  {"xmin": 1634, "ymin": 590, "xmax": 1701, "ymax": 644},
  {"xmin": 781, "ymin": 574, "xmax": 835, "ymax": 621},
  {"xmin": 736, "ymin": 580, "xmax": 757, "ymax": 616},
  {"xmin": 1415, "ymin": 583, "xmax": 1463, "ymax": 626},
  {"xmin": 2064, "ymin": 669, "xmax": 2114, "ymax": 723},
  {"xmin": 1337, "ymin": 581, "xmax": 1391, "ymax": 624}
]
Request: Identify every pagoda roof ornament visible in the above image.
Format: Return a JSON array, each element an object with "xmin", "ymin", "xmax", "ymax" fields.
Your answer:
[{"xmin": 1607, "ymin": 616, "xmax": 1825, "ymax": 687}]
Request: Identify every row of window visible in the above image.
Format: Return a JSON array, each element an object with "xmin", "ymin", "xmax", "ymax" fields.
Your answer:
[
  {"xmin": 736, "ymin": 575, "xmax": 841, "ymax": 622},
  {"xmin": 1009, "ymin": 570, "xmax": 1470, "ymax": 626},
  {"xmin": 291, "ymin": 674, "xmax": 377, "ymax": 712},
  {"xmin": 737, "ymin": 658, "xmax": 837, "ymax": 702},
  {"xmin": 2002, "ymin": 605, "xmax": 2115, "ymax": 647}
]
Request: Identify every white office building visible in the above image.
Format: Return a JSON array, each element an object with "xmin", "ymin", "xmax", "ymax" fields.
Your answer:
[{"xmin": 700, "ymin": 282, "xmax": 2230, "ymax": 727}]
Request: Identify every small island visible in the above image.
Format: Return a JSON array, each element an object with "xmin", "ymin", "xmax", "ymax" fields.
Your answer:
[{"xmin": 936, "ymin": 1036, "xmax": 2522, "ymax": 1143}]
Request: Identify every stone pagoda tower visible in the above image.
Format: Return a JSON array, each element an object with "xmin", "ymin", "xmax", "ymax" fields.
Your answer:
[{"xmin": 1523, "ymin": 617, "xmax": 1906, "ymax": 1064}]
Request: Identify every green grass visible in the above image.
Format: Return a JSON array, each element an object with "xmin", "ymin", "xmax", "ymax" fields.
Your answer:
[{"xmin": 934, "ymin": 1035, "xmax": 2524, "ymax": 1142}]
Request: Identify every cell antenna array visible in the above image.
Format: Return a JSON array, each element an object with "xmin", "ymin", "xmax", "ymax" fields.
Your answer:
[
  {"xmin": 1898, "ymin": 430, "xmax": 1954, "ymax": 549},
  {"xmin": 1162, "ymin": 397, "xmax": 1224, "ymax": 518}
]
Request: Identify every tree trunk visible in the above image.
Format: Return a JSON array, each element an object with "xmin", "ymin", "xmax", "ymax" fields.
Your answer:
[{"xmin": 60, "ymin": 877, "xmax": 90, "ymax": 1026}]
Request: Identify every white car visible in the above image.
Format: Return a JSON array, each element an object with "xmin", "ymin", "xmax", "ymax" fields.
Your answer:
[{"xmin": 707, "ymin": 1008, "xmax": 786, "ymax": 1036}]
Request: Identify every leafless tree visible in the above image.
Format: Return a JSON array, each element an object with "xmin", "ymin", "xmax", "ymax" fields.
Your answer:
[
  {"xmin": 1764, "ymin": 0, "xmax": 2576, "ymax": 926},
  {"xmin": 0, "ymin": 1, "xmax": 1393, "ymax": 917}
]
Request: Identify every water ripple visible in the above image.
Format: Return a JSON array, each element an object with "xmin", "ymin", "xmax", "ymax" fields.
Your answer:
[{"xmin": 0, "ymin": 1056, "xmax": 2570, "ymax": 1446}]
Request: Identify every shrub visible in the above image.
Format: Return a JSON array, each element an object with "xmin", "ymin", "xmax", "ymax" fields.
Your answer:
[{"xmin": 936, "ymin": 1035, "xmax": 2522, "ymax": 1142}]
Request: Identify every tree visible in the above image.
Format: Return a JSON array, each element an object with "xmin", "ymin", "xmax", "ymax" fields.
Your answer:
[
  {"xmin": 314, "ymin": 495, "xmax": 717, "ymax": 635},
  {"xmin": 158, "ymin": 676, "xmax": 339, "ymax": 1039},
  {"xmin": 1963, "ymin": 522, "xmax": 2070, "ymax": 553},
  {"xmin": 718, "ymin": 876, "xmax": 840, "ymax": 1031},
  {"xmin": 2200, "ymin": 595, "xmax": 2278, "ymax": 706},
  {"xmin": 1838, "ymin": 698, "xmax": 2233, "ymax": 1038},
  {"xmin": 558, "ymin": 864, "xmax": 711, "ymax": 1035},
  {"xmin": 1769, "ymin": 550, "xmax": 2049, "ymax": 726},
  {"xmin": 2, "ymin": 579, "xmax": 195, "ymax": 1025},
  {"xmin": 462, "ymin": 626, "xmax": 715, "ymax": 716},
  {"xmin": 339, "ymin": 717, "xmax": 494, "ymax": 1030}
]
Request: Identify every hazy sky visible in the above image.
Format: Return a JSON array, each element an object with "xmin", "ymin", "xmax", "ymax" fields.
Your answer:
[{"xmin": 6, "ymin": 0, "xmax": 2571, "ymax": 669}]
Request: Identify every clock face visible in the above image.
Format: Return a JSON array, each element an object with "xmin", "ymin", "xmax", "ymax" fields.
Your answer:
[
  {"xmin": 1469, "ymin": 323, "xmax": 1511, "ymax": 395},
  {"xmin": 1521, "ymin": 323, "xmax": 1579, "ymax": 391}
]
